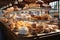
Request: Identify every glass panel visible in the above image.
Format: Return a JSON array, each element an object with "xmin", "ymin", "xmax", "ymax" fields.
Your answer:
[
  {"xmin": 59, "ymin": 1, "xmax": 60, "ymax": 19},
  {"xmin": 49, "ymin": 1, "xmax": 58, "ymax": 19}
]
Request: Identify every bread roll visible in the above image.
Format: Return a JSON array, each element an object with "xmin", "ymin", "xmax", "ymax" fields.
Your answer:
[
  {"xmin": 9, "ymin": 22, "xmax": 16, "ymax": 30},
  {"xmin": 1, "ymin": 18, "xmax": 8, "ymax": 22},
  {"xmin": 19, "ymin": 26, "xmax": 29, "ymax": 35}
]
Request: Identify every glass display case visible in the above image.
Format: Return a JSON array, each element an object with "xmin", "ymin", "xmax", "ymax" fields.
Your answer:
[
  {"xmin": 0, "ymin": 0, "xmax": 59, "ymax": 40},
  {"xmin": 0, "ymin": 7, "xmax": 59, "ymax": 35}
]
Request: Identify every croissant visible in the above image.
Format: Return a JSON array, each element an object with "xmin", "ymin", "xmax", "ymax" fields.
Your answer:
[{"xmin": 16, "ymin": 21, "xmax": 25, "ymax": 26}]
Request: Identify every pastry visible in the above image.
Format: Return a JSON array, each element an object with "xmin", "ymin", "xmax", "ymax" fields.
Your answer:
[
  {"xmin": 14, "ymin": 6, "xmax": 19, "ymax": 11},
  {"xmin": 25, "ymin": 22, "xmax": 31, "ymax": 27},
  {"xmin": 1, "ymin": 18, "xmax": 8, "ymax": 23},
  {"xmin": 23, "ymin": 4, "xmax": 29, "ymax": 9},
  {"xmin": 16, "ymin": 21, "xmax": 25, "ymax": 26},
  {"xmin": 41, "ymin": 13, "xmax": 52, "ymax": 20},
  {"xmin": 48, "ymin": 25, "xmax": 58, "ymax": 31},
  {"xmin": 44, "ymin": 28, "xmax": 51, "ymax": 33},
  {"xmin": 19, "ymin": 26, "xmax": 29, "ymax": 35},
  {"xmin": 9, "ymin": 22, "xmax": 16, "ymax": 30},
  {"xmin": 36, "ymin": 25, "xmax": 44, "ymax": 33}
]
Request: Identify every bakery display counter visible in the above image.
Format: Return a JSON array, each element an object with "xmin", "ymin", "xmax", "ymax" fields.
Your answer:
[
  {"xmin": 0, "ymin": 9, "xmax": 58, "ymax": 40},
  {"xmin": 0, "ymin": 10, "xmax": 59, "ymax": 40},
  {"xmin": 0, "ymin": 0, "xmax": 59, "ymax": 40},
  {"xmin": 0, "ymin": 2, "xmax": 59, "ymax": 40},
  {"xmin": 0, "ymin": 20, "xmax": 60, "ymax": 40}
]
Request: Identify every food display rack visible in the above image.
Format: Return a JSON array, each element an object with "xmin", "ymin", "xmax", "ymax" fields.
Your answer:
[
  {"xmin": 0, "ymin": 8, "xmax": 59, "ymax": 40},
  {"xmin": 0, "ymin": 21, "xmax": 60, "ymax": 40},
  {"xmin": 0, "ymin": 0, "xmax": 59, "ymax": 40}
]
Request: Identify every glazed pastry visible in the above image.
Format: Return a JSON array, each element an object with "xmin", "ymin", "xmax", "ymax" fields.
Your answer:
[
  {"xmin": 7, "ymin": 19, "xmax": 16, "ymax": 30},
  {"xmin": 26, "ymin": 14, "xmax": 31, "ymax": 20},
  {"xmin": 36, "ymin": 25, "xmax": 44, "ymax": 33},
  {"xmin": 1, "ymin": 18, "xmax": 8, "ymax": 23},
  {"xmin": 29, "ymin": 3, "xmax": 40, "ymax": 8},
  {"xmin": 9, "ymin": 22, "xmax": 16, "ymax": 30},
  {"xmin": 39, "ymin": 22, "xmax": 51, "ymax": 33},
  {"xmin": 6, "ymin": 7, "xmax": 14, "ymax": 13},
  {"xmin": 25, "ymin": 22, "xmax": 31, "ymax": 27},
  {"xmin": 14, "ymin": 6, "xmax": 19, "ymax": 11},
  {"xmin": 16, "ymin": 21, "xmax": 25, "ymax": 26},
  {"xmin": 44, "ymin": 28, "xmax": 51, "ymax": 33},
  {"xmin": 35, "ymin": 16, "xmax": 41, "ymax": 20},
  {"xmin": 29, "ymin": 3, "xmax": 35, "ymax": 8},
  {"xmin": 9, "ymin": 7, "xmax": 14, "ymax": 12},
  {"xmin": 41, "ymin": 13, "xmax": 52, "ymax": 20},
  {"xmin": 3, "ymin": 13, "xmax": 10, "ymax": 18},
  {"xmin": 23, "ymin": 4, "xmax": 29, "ymax": 9},
  {"xmin": 11, "ymin": 13, "xmax": 17, "ymax": 19},
  {"xmin": 48, "ymin": 25, "xmax": 58, "ymax": 31}
]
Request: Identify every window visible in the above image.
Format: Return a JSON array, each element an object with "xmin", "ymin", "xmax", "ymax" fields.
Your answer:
[
  {"xmin": 49, "ymin": 1, "xmax": 58, "ymax": 12},
  {"xmin": 49, "ymin": 1, "xmax": 59, "ymax": 17},
  {"xmin": 59, "ymin": 1, "xmax": 60, "ymax": 19}
]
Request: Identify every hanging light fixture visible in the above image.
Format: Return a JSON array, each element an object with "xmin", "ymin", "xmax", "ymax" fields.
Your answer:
[
  {"xmin": 38, "ymin": 0, "xmax": 44, "ymax": 3},
  {"xmin": 35, "ymin": 0, "xmax": 44, "ymax": 3},
  {"xmin": 14, "ymin": 0, "xmax": 18, "ymax": 4},
  {"xmin": 18, "ymin": 0, "xmax": 23, "ymax": 2},
  {"xmin": 6, "ymin": 5, "xmax": 9, "ymax": 7},
  {"xmin": 9, "ymin": 3, "xmax": 12, "ymax": 6}
]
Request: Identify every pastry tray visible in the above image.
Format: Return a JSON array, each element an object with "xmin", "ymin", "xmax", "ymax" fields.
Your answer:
[
  {"xmin": 17, "ymin": 32, "xmax": 60, "ymax": 40},
  {"xmin": 0, "ymin": 21, "xmax": 60, "ymax": 40}
]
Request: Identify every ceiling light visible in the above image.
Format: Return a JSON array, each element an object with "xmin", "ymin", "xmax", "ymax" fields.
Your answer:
[{"xmin": 18, "ymin": 0, "xmax": 23, "ymax": 2}]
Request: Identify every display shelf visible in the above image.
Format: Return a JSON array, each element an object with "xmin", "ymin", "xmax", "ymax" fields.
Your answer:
[{"xmin": 0, "ymin": 21, "xmax": 60, "ymax": 40}]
